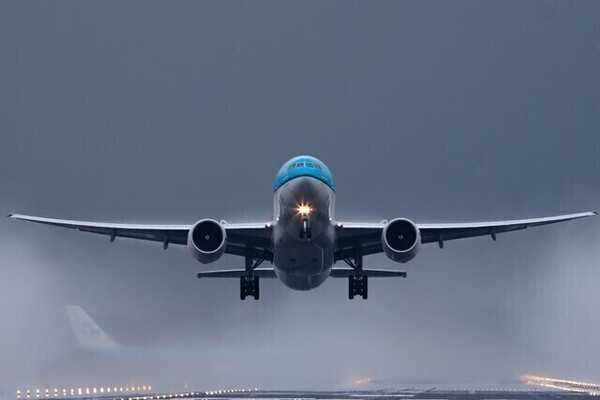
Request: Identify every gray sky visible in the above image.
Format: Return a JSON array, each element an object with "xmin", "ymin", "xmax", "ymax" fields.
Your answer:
[{"xmin": 1, "ymin": 0, "xmax": 599, "ymax": 395}]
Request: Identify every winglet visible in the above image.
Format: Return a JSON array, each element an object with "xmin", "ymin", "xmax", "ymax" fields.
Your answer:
[{"xmin": 6, "ymin": 213, "xmax": 13, "ymax": 218}]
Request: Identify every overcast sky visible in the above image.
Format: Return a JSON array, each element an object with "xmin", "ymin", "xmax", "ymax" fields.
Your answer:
[{"xmin": 1, "ymin": 0, "xmax": 599, "ymax": 395}]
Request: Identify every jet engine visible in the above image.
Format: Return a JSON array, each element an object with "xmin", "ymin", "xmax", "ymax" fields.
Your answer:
[
  {"xmin": 188, "ymin": 219, "xmax": 227, "ymax": 264},
  {"xmin": 382, "ymin": 218, "xmax": 421, "ymax": 263}
]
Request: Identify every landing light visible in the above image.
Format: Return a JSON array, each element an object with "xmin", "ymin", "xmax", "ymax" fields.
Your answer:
[{"xmin": 297, "ymin": 204, "xmax": 312, "ymax": 216}]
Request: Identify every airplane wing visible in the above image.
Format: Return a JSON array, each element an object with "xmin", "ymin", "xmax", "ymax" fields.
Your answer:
[
  {"xmin": 335, "ymin": 211, "xmax": 596, "ymax": 260},
  {"xmin": 7, "ymin": 213, "xmax": 273, "ymax": 260},
  {"xmin": 329, "ymin": 268, "xmax": 407, "ymax": 278},
  {"xmin": 197, "ymin": 268, "xmax": 278, "ymax": 278},
  {"xmin": 196, "ymin": 268, "xmax": 406, "ymax": 278}
]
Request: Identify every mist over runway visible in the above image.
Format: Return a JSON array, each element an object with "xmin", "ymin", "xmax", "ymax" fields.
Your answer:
[{"xmin": 1, "ymin": 0, "xmax": 600, "ymax": 394}]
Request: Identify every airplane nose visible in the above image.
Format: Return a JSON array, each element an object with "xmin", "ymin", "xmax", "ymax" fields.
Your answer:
[
  {"xmin": 290, "ymin": 176, "xmax": 321, "ymax": 199},
  {"xmin": 294, "ymin": 176, "xmax": 310, "ymax": 189}
]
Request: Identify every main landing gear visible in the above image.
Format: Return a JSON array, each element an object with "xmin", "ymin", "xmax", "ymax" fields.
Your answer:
[
  {"xmin": 240, "ymin": 275, "xmax": 259, "ymax": 300},
  {"xmin": 348, "ymin": 275, "xmax": 368, "ymax": 299},
  {"xmin": 342, "ymin": 251, "xmax": 368, "ymax": 300},
  {"xmin": 240, "ymin": 254, "xmax": 264, "ymax": 300}
]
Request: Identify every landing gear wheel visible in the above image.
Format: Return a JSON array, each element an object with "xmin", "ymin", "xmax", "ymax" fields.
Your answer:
[
  {"xmin": 253, "ymin": 276, "xmax": 260, "ymax": 300},
  {"xmin": 240, "ymin": 276, "xmax": 246, "ymax": 300},
  {"xmin": 240, "ymin": 276, "xmax": 260, "ymax": 300},
  {"xmin": 348, "ymin": 275, "xmax": 368, "ymax": 299}
]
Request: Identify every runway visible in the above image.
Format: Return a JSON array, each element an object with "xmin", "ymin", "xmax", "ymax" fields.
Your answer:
[{"xmin": 14, "ymin": 388, "xmax": 600, "ymax": 400}]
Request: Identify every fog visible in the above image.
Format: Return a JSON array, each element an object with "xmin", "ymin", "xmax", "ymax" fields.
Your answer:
[{"xmin": 1, "ymin": 0, "xmax": 599, "ymax": 395}]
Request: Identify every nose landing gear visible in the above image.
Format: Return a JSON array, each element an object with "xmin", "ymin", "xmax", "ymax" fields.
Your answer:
[{"xmin": 299, "ymin": 217, "xmax": 311, "ymax": 240}]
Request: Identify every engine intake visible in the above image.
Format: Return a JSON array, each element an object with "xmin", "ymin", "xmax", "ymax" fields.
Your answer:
[
  {"xmin": 382, "ymin": 218, "xmax": 421, "ymax": 263},
  {"xmin": 188, "ymin": 219, "xmax": 227, "ymax": 264}
]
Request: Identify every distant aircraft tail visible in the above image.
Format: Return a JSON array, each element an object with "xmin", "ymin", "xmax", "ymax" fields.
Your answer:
[{"xmin": 66, "ymin": 305, "xmax": 118, "ymax": 350}]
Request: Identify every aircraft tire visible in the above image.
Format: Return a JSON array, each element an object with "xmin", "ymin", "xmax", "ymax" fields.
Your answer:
[
  {"xmin": 254, "ymin": 277, "xmax": 260, "ymax": 300},
  {"xmin": 240, "ymin": 276, "xmax": 246, "ymax": 300}
]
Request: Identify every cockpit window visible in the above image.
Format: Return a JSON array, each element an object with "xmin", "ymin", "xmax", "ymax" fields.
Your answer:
[
  {"xmin": 284, "ymin": 160, "xmax": 325, "ymax": 174},
  {"xmin": 274, "ymin": 157, "xmax": 334, "ymax": 191}
]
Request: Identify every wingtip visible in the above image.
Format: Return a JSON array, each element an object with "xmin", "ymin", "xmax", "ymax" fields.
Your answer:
[
  {"xmin": 593, "ymin": 211, "xmax": 598, "ymax": 216},
  {"xmin": 6, "ymin": 213, "xmax": 14, "ymax": 218}
]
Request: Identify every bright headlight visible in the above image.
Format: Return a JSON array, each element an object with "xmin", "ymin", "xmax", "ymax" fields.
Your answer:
[{"xmin": 297, "ymin": 204, "xmax": 312, "ymax": 216}]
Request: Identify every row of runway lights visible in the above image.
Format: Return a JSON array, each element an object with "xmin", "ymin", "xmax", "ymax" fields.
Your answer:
[
  {"xmin": 524, "ymin": 382, "xmax": 600, "ymax": 396},
  {"xmin": 135, "ymin": 388, "xmax": 260, "ymax": 400},
  {"xmin": 523, "ymin": 374, "xmax": 600, "ymax": 390},
  {"xmin": 447, "ymin": 388, "xmax": 599, "ymax": 395},
  {"xmin": 523, "ymin": 374, "xmax": 600, "ymax": 396},
  {"xmin": 17, "ymin": 387, "xmax": 152, "ymax": 398},
  {"xmin": 16, "ymin": 387, "xmax": 259, "ymax": 399}
]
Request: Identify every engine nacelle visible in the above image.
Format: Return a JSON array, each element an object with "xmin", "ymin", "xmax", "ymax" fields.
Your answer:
[
  {"xmin": 382, "ymin": 218, "xmax": 421, "ymax": 263},
  {"xmin": 188, "ymin": 219, "xmax": 227, "ymax": 264}
]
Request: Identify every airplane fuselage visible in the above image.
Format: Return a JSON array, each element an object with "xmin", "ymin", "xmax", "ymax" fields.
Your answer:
[{"xmin": 272, "ymin": 176, "xmax": 336, "ymax": 290}]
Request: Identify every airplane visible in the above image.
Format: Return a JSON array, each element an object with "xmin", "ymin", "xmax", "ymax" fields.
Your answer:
[
  {"xmin": 8, "ymin": 155, "xmax": 597, "ymax": 300},
  {"xmin": 66, "ymin": 305, "xmax": 118, "ymax": 351},
  {"xmin": 65, "ymin": 305, "xmax": 265, "ymax": 359}
]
